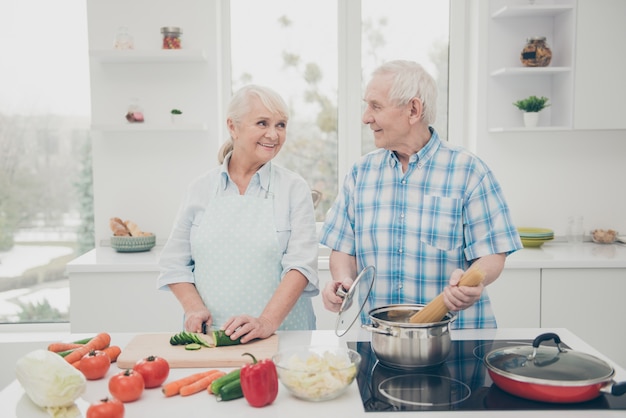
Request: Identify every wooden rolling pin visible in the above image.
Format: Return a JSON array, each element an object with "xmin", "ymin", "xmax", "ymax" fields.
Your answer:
[{"xmin": 408, "ymin": 266, "xmax": 485, "ymax": 324}]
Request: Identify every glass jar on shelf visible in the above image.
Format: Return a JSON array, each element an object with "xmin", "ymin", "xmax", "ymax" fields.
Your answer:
[
  {"xmin": 520, "ymin": 37, "xmax": 552, "ymax": 67},
  {"xmin": 125, "ymin": 98, "xmax": 144, "ymax": 123},
  {"xmin": 160, "ymin": 27, "xmax": 182, "ymax": 49},
  {"xmin": 114, "ymin": 26, "xmax": 134, "ymax": 50}
]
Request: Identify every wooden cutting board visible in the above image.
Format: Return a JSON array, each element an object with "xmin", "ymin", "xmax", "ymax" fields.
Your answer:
[{"xmin": 117, "ymin": 333, "xmax": 279, "ymax": 369}]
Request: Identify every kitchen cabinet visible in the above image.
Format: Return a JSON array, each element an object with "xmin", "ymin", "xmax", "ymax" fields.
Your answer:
[
  {"xmin": 541, "ymin": 268, "xmax": 626, "ymax": 369},
  {"xmin": 69, "ymin": 271, "xmax": 183, "ymax": 333},
  {"xmin": 487, "ymin": 0, "xmax": 576, "ymax": 132},
  {"xmin": 487, "ymin": 268, "xmax": 541, "ymax": 328},
  {"xmin": 573, "ymin": 0, "xmax": 626, "ymax": 129}
]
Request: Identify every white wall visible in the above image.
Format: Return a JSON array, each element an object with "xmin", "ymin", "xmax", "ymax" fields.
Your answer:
[{"xmin": 468, "ymin": 0, "xmax": 626, "ymax": 238}]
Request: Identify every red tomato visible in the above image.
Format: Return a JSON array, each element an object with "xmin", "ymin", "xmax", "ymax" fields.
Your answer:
[
  {"xmin": 86, "ymin": 397, "xmax": 124, "ymax": 418},
  {"xmin": 80, "ymin": 350, "xmax": 111, "ymax": 380},
  {"xmin": 108, "ymin": 369, "xmax": 144, "ymax": 402},
  {"xmin": 133, "ymin": 355, "xmax": 170, "ymax": 388}
]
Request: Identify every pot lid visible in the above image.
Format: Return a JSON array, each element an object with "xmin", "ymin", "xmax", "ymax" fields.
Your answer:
[
  {"xmin": 334, "ymin": 265, "xmax": 375, "ymax": 337},
  {"xmin": 485, "ymin": 333, "xmax": 614, "ymax": 385}
]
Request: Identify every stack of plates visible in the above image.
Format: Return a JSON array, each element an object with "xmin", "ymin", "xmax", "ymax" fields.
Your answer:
[{"xmin": 517, "ymin": 227, "xmax": 554, "ymax": 248}]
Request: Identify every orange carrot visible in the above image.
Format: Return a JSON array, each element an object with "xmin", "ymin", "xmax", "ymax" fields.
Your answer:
[
  {"xmin": 102, "ymin": 345, "xmax": 122, "ymax": 363},
  {"xmin": 72, "ymin": 360, "xmax": 81, "ymax": 369},
  {"xmin": 48, "ymin": 342, "xmax": 84, "ymax": 353},
  {"xmin": 180, "ymin": 371, "xmax": 225, "ymax": 396},
  {"xmin": 162, "ymin": 370, "xmax": 220, "ymax": 397},
  {"xmin": 64, "ymin": 333, "xmax": 111, "ymax": 364}
]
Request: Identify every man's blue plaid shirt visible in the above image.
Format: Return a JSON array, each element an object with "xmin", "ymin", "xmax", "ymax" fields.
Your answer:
[{"xmin": 320, "ymin": 129, "xmax": 523, "ymax": 329}]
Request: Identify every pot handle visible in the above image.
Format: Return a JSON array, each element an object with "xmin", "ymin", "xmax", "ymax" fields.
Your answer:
[{"xmin": 361, "ymin": 323, "xmax": 398, "ymax": 337}]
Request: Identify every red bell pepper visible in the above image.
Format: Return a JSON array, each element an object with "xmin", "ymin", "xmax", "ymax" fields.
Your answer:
[{"xmin": 240, "ymin": 352, "xmax": 278, "ymax": 407}]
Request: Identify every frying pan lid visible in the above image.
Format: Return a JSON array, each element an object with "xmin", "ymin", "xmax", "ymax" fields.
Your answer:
[{"xmin": 485, "ymin": 333, "xmax": 614, "ymax": 384}]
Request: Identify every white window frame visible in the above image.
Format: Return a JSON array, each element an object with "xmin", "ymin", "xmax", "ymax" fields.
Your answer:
[{"xmin": 219, "ymin": 0, "xmax": 468, "ymax": 199}]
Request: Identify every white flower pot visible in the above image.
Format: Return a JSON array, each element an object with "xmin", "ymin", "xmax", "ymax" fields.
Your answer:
[{"xmin": 523, "ymin": 112, "xmax": 539, "ymax": 128}]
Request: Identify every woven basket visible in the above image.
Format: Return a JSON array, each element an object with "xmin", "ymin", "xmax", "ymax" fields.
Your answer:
[{"xmin": 111, "ymin": 235, "xmax": 156, "ymax": 252}]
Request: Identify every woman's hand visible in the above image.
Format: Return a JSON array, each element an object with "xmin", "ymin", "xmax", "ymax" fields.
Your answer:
[
  {"xmin": 322, "ymin": 278, "xmax": 354, "ymax": 312},
  {"xmin": 221, "ymin": 315, "xmax": 276, "ymax": 344},
  {"xmin": 184, "ymin": 308, "xmax": 212, "ymax": 333},
  {"xmin": 442, "ymin": 268, "xmax": 484, "ymax": 312}
]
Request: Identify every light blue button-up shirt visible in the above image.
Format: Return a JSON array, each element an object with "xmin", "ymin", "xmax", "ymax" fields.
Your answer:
[{"xmin": 157, "ymin": 154, "xmax": 319, "ymax": 296}]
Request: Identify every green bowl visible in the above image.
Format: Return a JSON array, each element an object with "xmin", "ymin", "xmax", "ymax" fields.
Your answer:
[
  {"xmin": 111, "ymin": 235, "xmax": 156, "ymax": 252},
  {"xmin": 520, "ymin": 237, "xmax": 553, "ymax": 248}
]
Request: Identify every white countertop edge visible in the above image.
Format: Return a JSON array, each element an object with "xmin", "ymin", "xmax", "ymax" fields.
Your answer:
[{"xmin": 66, "ymin": 242, "xmax": 626, "ymax": 274}]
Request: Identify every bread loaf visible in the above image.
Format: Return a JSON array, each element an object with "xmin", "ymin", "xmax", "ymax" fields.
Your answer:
[
  {"xmin": 109, "ymin": 217, "xmax": 131, "ymax": 236},
  {"xmin": 124, "ymin": 220, "xmax": 153, "ymax": 237}
]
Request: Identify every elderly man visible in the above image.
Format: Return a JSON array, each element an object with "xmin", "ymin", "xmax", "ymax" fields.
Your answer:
[{"xmin": 320, "ymin": 60, "xmax": 522, "ymax": 329}]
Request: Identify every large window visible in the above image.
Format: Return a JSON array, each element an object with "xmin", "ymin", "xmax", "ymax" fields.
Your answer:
[
  {"xmin": 0, "ymin": 0, "xmax": 92, "ymax": 325},
  {"xmin": 230, "ymin": 0, "xmax": 449, "ymax": 220}
]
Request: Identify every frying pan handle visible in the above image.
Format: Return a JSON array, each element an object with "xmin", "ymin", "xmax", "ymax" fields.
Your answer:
[{"xmin": 611, "ymin": 381, "xmax": 626, "ymax": 397}]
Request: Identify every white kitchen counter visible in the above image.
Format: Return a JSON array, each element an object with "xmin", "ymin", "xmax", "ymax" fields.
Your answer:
[
  {"xmin": 1, "ymin": 328, "xmax": 625, "ymax": 418},
  {"xmin": 65, "ymin": 242, "xmax": 626, "ymax": 370},
  {"xmin": 67, "ymin": 241, "xmax": 626, "ymax": 273}
]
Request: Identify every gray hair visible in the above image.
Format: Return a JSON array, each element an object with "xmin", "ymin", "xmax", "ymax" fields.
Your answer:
[
  {"xmin": 371, "ymin": 60, "xmax": 438, "ymax": 125},
  {"xmin": 218, "ymin": 85, "xmax": 290, "ymax": 163}
]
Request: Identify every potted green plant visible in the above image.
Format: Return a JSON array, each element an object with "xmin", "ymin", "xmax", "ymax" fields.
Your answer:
[
  {"xmin": 513, "ymin": 96, "xmax": 550, "ymax": 127},
  {"xmin": 170, "ymin": 108, "xmax": 183, "ymax": 124}
]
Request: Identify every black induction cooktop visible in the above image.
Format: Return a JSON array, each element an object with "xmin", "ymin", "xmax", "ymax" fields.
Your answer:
[{"xmin": 347, "ymin": 339, "xmax": 626, "ymax": 412}]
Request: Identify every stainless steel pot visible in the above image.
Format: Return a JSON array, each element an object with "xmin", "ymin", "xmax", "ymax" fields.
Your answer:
[{"xmin": 362, "ymin": 304, "xmax": 456, "ymax": 369}]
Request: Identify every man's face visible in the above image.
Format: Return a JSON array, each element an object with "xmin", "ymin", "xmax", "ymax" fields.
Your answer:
[{"xmin": 362, "ymin": 74, "xmax": 411, "ymax": 150}]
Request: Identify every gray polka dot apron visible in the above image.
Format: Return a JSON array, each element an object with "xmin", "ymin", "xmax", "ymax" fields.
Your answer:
[{"xmin": 191, "ymin": 163, "xmax": 314, "ymax": 330}]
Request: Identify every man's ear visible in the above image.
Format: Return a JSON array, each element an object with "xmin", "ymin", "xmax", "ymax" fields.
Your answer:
[{"xmin": 409, "ymin": 98, "xmax": 423, "ymax": 123}]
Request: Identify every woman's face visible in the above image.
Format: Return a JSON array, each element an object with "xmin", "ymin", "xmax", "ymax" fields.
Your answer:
[{"xmin": 228, "ymin": 96, "xmax": 287, "ymax": 167}]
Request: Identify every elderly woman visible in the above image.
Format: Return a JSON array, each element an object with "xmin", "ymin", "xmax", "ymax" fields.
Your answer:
[{"xmin": 158, "ymin": 85, "xmax": 318, "ymax": 343}]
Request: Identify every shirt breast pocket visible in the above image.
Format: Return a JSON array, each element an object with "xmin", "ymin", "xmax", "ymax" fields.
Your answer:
[{"xmin": 419, "ymin": 195, "xmax": 463, "ymax": 251}]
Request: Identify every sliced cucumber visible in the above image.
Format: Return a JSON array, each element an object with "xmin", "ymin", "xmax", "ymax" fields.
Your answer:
[
  {"xmin": 169, "ymin": 331, "xmax": 211, "ymax": 347},
  {"xmin": 184, "ymin": 343, "xmax": 202, "ymax": 350}
]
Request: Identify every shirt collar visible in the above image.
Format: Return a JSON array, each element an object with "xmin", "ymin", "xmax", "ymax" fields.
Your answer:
[
  {"xmin": 385, "ymin": 127, "xmax": 441, "ymax": 168},
  {"xmin": 219, "ymin": 152, "xmax": 271, "ymax": 192},
  {"xmin": 416, "ymin": 127, "xmax": 440, "ymax": 166}
]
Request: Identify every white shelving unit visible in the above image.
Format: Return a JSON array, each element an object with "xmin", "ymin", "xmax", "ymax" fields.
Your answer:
[
  {"xmin": 86, "ymin": 0, "xmax": 220, "ymax": 245},
  {"xmin": 90, "ymin": 49, "xmax": 208, "ymax": 63},
  {"xmin": 88, "ymin": 48, "xmax": 210, "ymax": 133},
  {"xmin": 91, "ymin": 123, "xmax": 208, "ymax": 133},
  {"xmin": 487, "ymin": 0, "xmax": 576, "ymax": 132}
]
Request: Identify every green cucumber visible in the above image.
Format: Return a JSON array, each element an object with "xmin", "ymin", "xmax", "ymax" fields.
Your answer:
[
  {"xmin": 211, "ymin": 330, "xmax": 241, "ymax": 347},
  {"xmin": 210, "ymin": 369, "xmax": 241, "ymax": 395},
  {"xmin": 169, "ymin": 331, "xmax": 211, "ymax": 347},
  {"xmin": 57, "ymin": 348, "xmax": 77, "ymax": 357},
  {"xmin": 217, "ymin": 378, "xmax": 243, "ymax": 402}
]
